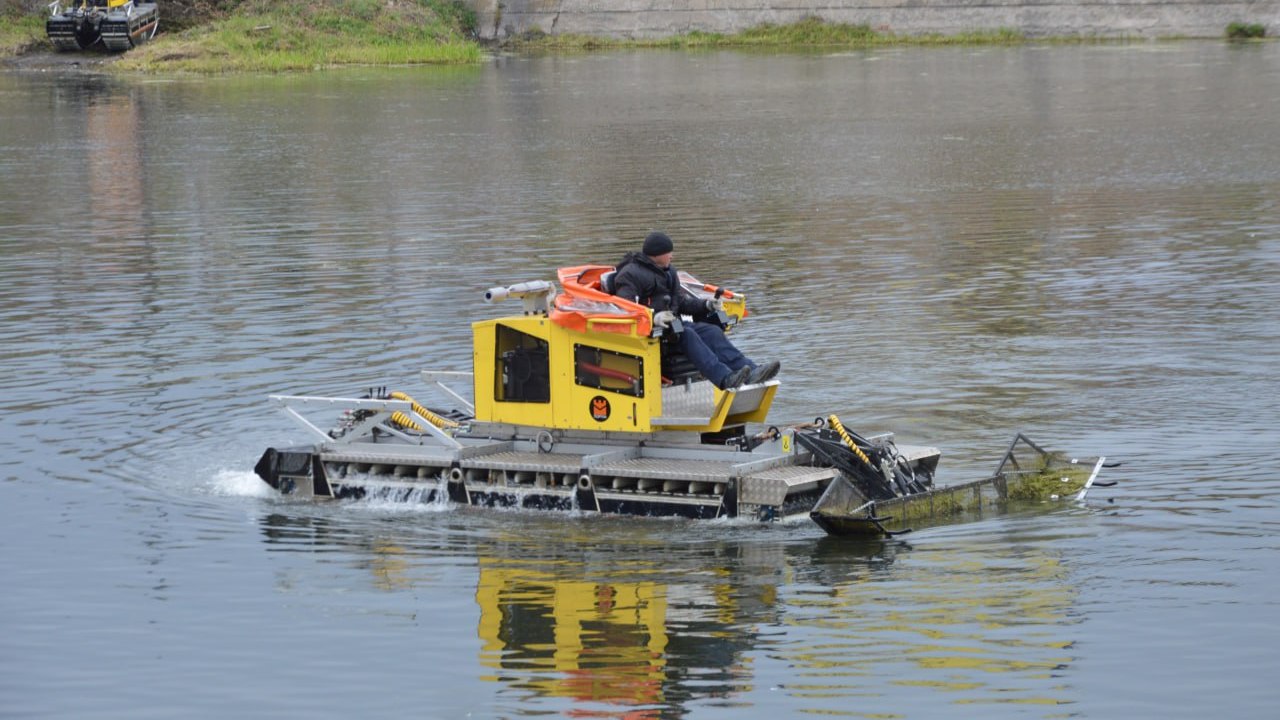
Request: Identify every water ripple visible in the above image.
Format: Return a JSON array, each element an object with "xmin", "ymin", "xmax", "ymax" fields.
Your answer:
[{"xmin": 3, "ymin": 44, "xmax": 1280, "ymax": 720}]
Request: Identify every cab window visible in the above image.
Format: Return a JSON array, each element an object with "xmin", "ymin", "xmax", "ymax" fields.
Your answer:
[{"xmin": 574, "ymin": 344, "xmax": 644, "ymax": 398}]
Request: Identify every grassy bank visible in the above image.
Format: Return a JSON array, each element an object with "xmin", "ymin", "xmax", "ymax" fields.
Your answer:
[
  {"xmin": 507, "ymin": 19, "xmax": 1031, "ymax": 51},
  {"xmin": 504, "ymin": 16, "xmax": 1274, "ymax": 51},
  {"xmin": 1, "ymin": 0, "xmax": 481, "ymax": 71},
  {"xmin": 4, "ymin": 3, "xmax": 1271, "ymax": 72},
  {"xmin": 0, "ymin": 0, "xmax": 44, "ymax": 55},
  {"xmin": 113, "ymin": 0, "xmax": 480, "ymax": 71}
]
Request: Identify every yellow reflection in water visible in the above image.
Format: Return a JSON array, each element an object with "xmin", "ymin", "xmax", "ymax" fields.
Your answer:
[
  {"xmin": 782, "ymin": 542, "xmax": 1079, "ymax": 711},
  {"xmin": 264, "ymin": 510, "xmax": 1080, "ymax": 716},
  {"xmin": 475, "ymin": 560, "xmax": 670, "ymax": 711},
  {"xmin": 366, "ymin": 541, "xmax": 414, "ymax": 591}
]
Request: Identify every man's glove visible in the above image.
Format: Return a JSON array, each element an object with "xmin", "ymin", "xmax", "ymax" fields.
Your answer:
[
  {"xmin": 704, "ymin": 298, "xmax": 723, "ymax": 314},
  {"xmin": 653, "ymin": 310, "xmax": 677, "ymax": 329}
]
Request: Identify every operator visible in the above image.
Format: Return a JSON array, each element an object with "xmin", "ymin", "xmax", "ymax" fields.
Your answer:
[{"xmin": 611, "ymin": 231, "xmax": 781, "ymax": 390}]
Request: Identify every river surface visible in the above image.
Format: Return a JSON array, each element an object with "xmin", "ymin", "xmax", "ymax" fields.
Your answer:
[{"xmin": 2, "ymin": 42, "xmax": 1278, "ymax": 719}]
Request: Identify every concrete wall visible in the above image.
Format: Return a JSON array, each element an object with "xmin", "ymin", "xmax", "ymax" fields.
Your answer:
[{"xmin": 470, "ymin": 0, "xmax": 1279, "ymax": 41}]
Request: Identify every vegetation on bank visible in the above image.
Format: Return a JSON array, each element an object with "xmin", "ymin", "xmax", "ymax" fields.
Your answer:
[
  {"xmin": 115, "ymin": 0, "xmax": 480, "ymax": 72},
  {"xmin": 507, "ymin": 16, "xmax": 1275, "ymax": 51},
  {"xmin": 506, "ymin": 19, "xmax": 1031, "ymax": 52},
  {"xmin": 1226, "ymin": 22, "xmax": 1267, "ymax": 40},
  {"xmin": 1, "ymin": 1, "xmax": 1273, "ymax": 71},
  {"xmin": 0, "ymin": 0, "xmax": 479, "ymax": 71},
  {"xmin": 0, "ymin": 0, "xmax": 44, "ymax": 55}
]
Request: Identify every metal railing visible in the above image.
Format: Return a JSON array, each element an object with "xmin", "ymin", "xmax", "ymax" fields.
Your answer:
[{"xmin": 270, "ymin": 395, "xmax": 463, "ymax": 449}]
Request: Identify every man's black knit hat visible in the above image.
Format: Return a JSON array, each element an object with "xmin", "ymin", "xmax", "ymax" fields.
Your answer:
[{"xmin": 643, "ymin": 231, "xmax": 674, "ymax": 257}]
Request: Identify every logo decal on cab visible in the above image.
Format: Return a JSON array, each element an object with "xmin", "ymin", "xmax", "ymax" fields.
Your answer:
[{"xmin": 590, "ymin": 396, "xmax": 611, "ymax": 422}]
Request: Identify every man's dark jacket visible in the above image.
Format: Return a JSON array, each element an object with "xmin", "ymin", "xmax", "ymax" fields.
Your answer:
[{"xmin": 612, "ymin": 252, "xmax": 709, "ymax": 318}]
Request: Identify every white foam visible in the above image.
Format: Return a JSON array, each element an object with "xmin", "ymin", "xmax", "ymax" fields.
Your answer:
[
  {"xmin": 350, "ymin": 483, "xmax": 454, "ymax": 514},
  {"xmin": 207, "ymin": 469, "xmax": 275, "ymax": 498}
]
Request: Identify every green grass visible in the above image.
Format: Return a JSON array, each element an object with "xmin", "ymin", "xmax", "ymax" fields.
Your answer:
[
  {"xmin": 1226, "ymin": 22, "xmax": 1267, "ymax": 40},
  {"xmin": 507, "ymin": 18, "xmax": 1032, "ymax": 52},
  {"xmin": 113, "ymin": 0, "xmax": 481, "ymax": 72},
  {"xmin": 9, "ymin": 4, "xmax": 1258, "ymax": 71},
  {"xmin": 0, "ymin": 0, "xmax": 44, "ymax": 56}
]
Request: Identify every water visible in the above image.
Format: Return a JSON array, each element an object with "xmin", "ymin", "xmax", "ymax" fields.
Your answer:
[{"xmin": 2, "ymin": 43, "xmax": 1279, "ymax": 718}]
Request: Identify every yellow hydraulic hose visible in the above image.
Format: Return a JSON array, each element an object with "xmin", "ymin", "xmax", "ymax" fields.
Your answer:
[
  {"xmin": 389, "ymin": 411, "xmax": 423, "ymax": 431},
  {"xmin": 827, "ymin": 414, "xmax": 871, "ymax": 466},
  {"xmin": 389, "ymin": 391, "xmax": 460, "ymax": 431}
]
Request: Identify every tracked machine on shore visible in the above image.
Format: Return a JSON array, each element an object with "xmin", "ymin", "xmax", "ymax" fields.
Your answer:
[
  {"xmin": 46, "ymin": 0, "xmax": 158, "ymax": 52},
  {"xmin": 254, "ymin": 265, "xmax": 1113, "ymax": 536}
]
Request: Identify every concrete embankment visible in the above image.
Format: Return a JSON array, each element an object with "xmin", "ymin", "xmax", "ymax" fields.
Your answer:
[{"xmin": 469, "ymin": 0, "xmax": 1278, "ymax": 40}]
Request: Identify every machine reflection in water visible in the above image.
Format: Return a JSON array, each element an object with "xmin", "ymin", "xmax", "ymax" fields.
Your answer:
[
  {"xmin": 476, "ymin": 563, "xmax": 674, "ymax": 713},
  {"xmin": 256, "ymin": 512, "xmax": 823, "ymax": 716},
  {"xmin": 256, "ymin": 512, "xmax": 1082, "ymax": 715},
  {"xmin": 779, "ymin": 537, "xmax": 1084, "ymax": 710}
]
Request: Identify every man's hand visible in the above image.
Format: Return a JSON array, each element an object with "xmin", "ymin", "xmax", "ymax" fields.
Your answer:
[
  {"xmin": 704, "ymin": 298, "xmax": 723, "ymax": 314},
  {"xmin": 653, "ymin": 310, "xmax": 677, "ymax": 329}
]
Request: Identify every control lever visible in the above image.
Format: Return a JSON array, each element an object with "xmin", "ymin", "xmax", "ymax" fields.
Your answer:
[
  {"xmin": 710, "ymin": 287, "xmax": 733, "ymax": 328},
  {"xmin": 660, "ymin": 293, "xmax": 680, "ymax": 335}
]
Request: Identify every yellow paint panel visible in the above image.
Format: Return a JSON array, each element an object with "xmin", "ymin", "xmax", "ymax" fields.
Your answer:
[
  {"xmin": 472, "ymin": 306, "xmax": 775, "ymax": 433},
  {"xmin": 550, "ymin": 320, "xmax": 661, "ymax": 432}
]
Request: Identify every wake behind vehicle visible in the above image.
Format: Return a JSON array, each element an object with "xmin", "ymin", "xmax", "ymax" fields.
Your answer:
[
  {"xmin": 46, "ymin": 0, "xmax": 158, "ymax": 52},
  {"xmin": 254, "ymin": 265, "xmax": 1112, "ymax": 536}
]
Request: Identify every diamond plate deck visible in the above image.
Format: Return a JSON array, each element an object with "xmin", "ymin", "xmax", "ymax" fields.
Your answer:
[
  {"xmin": 458, "ymin": 451, "xmax": 585, "ymax": 473},
  {"xmin": 656, "ymin": 381, "xmax": 717, "ymax": 425},
  {"xmin": 726, "ymin": 383, "xmax": 769, "ymax": 414},
  {"xmin": 321, "ymin": 446, "xmax": 457, "ymax": 465},
  {"xmin": 739, "ymin": 466, "xmax": 837, "ymax": 506},
  {"xmin": 745, "ymin": 465, "xmax": 837, "ymax": 484},
  {"xmin": 589, "ymin": 457, "xmax": 736, "ymax": 482}
]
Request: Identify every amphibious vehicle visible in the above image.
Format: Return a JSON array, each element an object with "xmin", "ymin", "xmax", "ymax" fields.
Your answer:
[
  {"xmin": 46, "ymin": 0, "xmax": 158, "ymax": 52},
  {"xmin": 254, "ymin": 265, "xmax": 1110, "ymax": 536}
]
